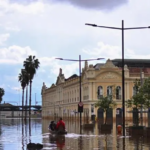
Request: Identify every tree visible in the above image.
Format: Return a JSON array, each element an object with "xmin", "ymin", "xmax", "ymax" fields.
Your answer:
[
  {"xmin": 0, "ymin": 88, "xmax": 5, "ymax": 104},
  {"xmin": 126, "ymin": 93, "xmax": 145, "ymax": 109},
  {"xmin": 140, "ymin": 77, "xmax": 150, "ymax": 109},
  {"xmin": 18, "ymin": 69, "xmax": 29, "ymax": 118},
  {"xmin": 126, "ymin": 79, "xmax": 145, "ymax": 126},
  {"xmin": 95, "ymin": 95, "xmax": 117, "ymax": 124},
  {"xmin": 23, "ymin": 55, "xmax": 40, "ymax": 115}
]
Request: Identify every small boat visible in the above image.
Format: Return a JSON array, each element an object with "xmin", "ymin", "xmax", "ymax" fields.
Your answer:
[{"xmin": 48, "ymin": 127, "xmax": 67, "ymax": 135}]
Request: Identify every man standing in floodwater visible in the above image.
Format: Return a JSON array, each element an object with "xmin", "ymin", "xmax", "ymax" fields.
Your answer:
[{"xmin": 56, "ymin": 117, "xmax": 65, "ymax": 130}]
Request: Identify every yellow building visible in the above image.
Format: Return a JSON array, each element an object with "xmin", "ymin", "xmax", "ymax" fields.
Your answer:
[{"xmin": 41, "ymin": 59, "xmax": 150, "ymax": 121}]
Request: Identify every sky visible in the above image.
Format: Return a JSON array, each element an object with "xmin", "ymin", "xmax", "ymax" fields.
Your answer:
[{"xmin": 0, "ymin": 0, "xmax": 150, "ymax": 106}]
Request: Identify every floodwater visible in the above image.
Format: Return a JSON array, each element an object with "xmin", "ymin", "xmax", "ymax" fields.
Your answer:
[{"xmin": 0, "ymin": 118, "xmax": 150, "ymax": 150}]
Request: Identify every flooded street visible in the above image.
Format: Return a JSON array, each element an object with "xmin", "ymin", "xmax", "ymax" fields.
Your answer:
[{"xmin": 0, "ymin": 118, "xmax": 150, "ymax": 150}]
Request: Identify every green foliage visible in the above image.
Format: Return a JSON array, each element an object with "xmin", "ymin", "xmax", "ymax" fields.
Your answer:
[
  {"xmin": 0, "ymin": 88, "xmax": 5, "ymax": 104},
  {"xmin": 18, "ymin": 55, "xmax": 40, "ymax": 119},
  {"xmin": 126, "ymin": 79, "xmax": 145, "ymax": 109},
  {"xmin": 126, "ymin": 78, "xmax": 150, "ymax": 126},
  {"xmin": 95, "ymin": 96, "xmax": 117, "ymax": 124},
  {"xmin": 23, "ymin": 55, "xmax": 40, "ymax": 115},
  {"xmin": 126, "ymin": 92, "xmax": 145, "ymax": 109},
  {"xmin": 18, "ymin": 69, "xmax": 29, "ymax": 89},
  {"xmin": 95, "ymin": 96, "xmax": 117, "ymax": 112},
  {"xmin": 133, "ymin": 79, "xmax": 141, "ymax": 94},
  {"xmin": 23, "ymin": 55, "xmax": 40, "ymax": 81},
  {"xmin": 140, "ymin": 77, "xmax": 150, "ymax": 108}
]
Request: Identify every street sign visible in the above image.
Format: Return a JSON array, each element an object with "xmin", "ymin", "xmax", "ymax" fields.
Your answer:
[
  {"xmin": 78, "ymin": 102, "xmax": 83, "ymax": 113},
  {"xmin": 78, "ymin": 102, "xmax": 83, "ymax": 107}
]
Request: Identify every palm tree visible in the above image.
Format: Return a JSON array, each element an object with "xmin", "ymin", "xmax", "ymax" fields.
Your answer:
[
  {"xmin": 0, "ymin": 88, "xmax": 5, "ymax": 104},
  {"xmin": 23, "ymin": 55, "xmax": 40, "ymax": 116},
  {"xmin": 25, "ymin": 76, "xmax": 29, "ymax": 120},
  {"xmin": 18, "ymin": 69, "xmax": 29, "ymax": 118}
]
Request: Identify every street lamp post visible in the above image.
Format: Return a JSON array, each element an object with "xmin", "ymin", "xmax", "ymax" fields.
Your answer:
[
  {"xmin": 56, "ymin": 55, "xmax": 104, "ymax": 134},
  {"xmin": 79, "ymin": 55, "xmax": 82, "ymax": 133},
  {"xmin": 85, "ymin": 20, "xmax": 150, "ymax": 136}
]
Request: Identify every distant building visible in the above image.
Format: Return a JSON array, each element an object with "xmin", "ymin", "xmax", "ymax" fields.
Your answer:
[
  {"xmin": 0, "ymin": 102, "xmax": 32, "ymax": 118},
  {"xmin": 0, "ymin": 103, "xmax": 21, "ymax": 118},
  {"xmin": 41, "ymin": 59, "xmax": 150, "ymax": 120}
]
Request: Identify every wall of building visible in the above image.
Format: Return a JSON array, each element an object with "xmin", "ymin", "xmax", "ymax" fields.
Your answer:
[{"xmin": 42, "ymin": 59, "xmax": 149, "ymax": 121}]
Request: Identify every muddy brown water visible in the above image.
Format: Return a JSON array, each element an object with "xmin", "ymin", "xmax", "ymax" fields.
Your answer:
[{"xmin": 0, "ymin": 118, "xmax": 150, "ymax": 150}]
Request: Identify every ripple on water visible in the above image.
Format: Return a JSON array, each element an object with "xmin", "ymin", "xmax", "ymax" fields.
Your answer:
[
  {"xmin": 66, "ymin": 133, "xmax": 104, "ymax": 138},
  {"xmin": 1, "ymin": 119, "xmax": 150, "ymax": 150}
]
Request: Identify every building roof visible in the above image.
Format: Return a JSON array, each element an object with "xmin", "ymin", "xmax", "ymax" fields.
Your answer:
[
  {"xmin": 1, "ymin": 103, "xmax": 14, "ymax": 106},
  {"xmin": 94, "ymin": 63, "xmax": 105, "ymax": 70},
  {"xmin": 65, "ymin": 74, "xmax": 78, "ymax": 81},
  {"xmin": 112, "ymin": 59, "xmax": 150, "ymax": 67},
  {"xmin": 94, "ymin": 59, "xmax": 150, "ymax": 71}
]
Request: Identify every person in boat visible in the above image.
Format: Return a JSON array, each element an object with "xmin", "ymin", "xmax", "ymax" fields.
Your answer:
[
  {"xmin": 49, "ymin": 121, "xmax": 56, "ymax": 131},
  {"xmin": 56, "ymin": 117, "xmax": 65, "ymax": 131}
]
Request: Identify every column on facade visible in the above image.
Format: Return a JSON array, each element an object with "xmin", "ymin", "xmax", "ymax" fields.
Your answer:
[
  {"xmin": 125, "ymin": 82, "xmax": 128, "ymax": 120},
  {"xmin": 93, "ymin": 82, "xmax": 96, "ymax": 116},
  {"xmin": 88, "ymin": 82, "xmax": 92, "ymax": 101},
  {"xmin": 87, "ymin": 82, "xmax": 95, "ymax": 119}
]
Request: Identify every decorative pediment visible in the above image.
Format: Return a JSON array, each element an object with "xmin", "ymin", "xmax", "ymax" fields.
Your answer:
[
  {"xmin": 83, "ymin": 69, "xmax": 96, "ymax": 79},
  {"xmin": 102, "ymin": 72, "xmax": 117, "ymax": 79},
  {"xmin": 101, "ymin": 59, "xmax": 117, "ymax": 68},
  {"xmin": 99, "ymin": 72, "xmax": 120, "ymax": 79}
]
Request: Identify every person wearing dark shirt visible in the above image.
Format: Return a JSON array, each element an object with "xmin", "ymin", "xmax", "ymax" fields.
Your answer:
[
  {"xmin": 49, "ymin": 121, "xmax": 56, "ymax": 131},
  {"xmin": 56, "ymin": 117, "xmax": 65, "ymax": 131}
]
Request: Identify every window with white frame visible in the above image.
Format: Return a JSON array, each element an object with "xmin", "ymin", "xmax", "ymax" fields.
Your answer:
[
  {"xmin": 107, "ymin": 86, "xmax": 112, "ymax": 97},
  {"xmin": 97, "ymin": 86, "xmax": 103, "ymax": 99},
  {"xmin": 116, "ymin": 86, "xmax": 121, "ymax": 100},
  {"xmin": 133, "ymin": 86, "xmax": 137, "ymax": 96}
]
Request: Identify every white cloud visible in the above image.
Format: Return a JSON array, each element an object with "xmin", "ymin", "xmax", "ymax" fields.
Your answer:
[
  {"xmin": 39, "ymin": 56, "xmax": 79, "ymax": 78},
  {"xmin": 0, "ymin": 33, "xmax": 10, "ymax": 45},
  {"xmin": 52, "ymin": 61, "xmax": 79, "ymax": 78},
  {"xmin": 11, "ymin": 86, "xmax": 21, "ymax": 91},
  {"xmin": 0, "ymin": 45, "xmax": 37, "ymax": 64},
  {"xmin": 39, "ymin": 57, "xmax": 56, "ymax": 66},
  {"xmin": 5, "ymin": 26, "xmax": 21, "ymax": 32},
  {"xmin": 50, "ymin": 0, "xmax": 128, "ymax": 10},
  {"xmin": 0, "ymin": 83, "xmax": 18, "ymax": 92},
  {"xmin": 0, "ymin": 0, "xmax": 48, "ymax": 33},
  {"xmin": 0, "ymin": 0, "xmax": 45, "ymax": 15},
  {"xmin": 126, "ymin": 48, "xmax": 150, "ymax": 59},
  {"xmin": 0, "ymin": 0, "xmax": 150, "ymax": 104},
  {"xmin": 83, "ymin": 41, "xmax": 150, "ymax": 60},
  {"xmin": 82, "ymin": 42, "xmax": 121, "ymax": 59}
]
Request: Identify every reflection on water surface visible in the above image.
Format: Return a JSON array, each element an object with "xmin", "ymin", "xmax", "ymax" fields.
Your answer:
[{"xmin": 0, "ymin": 118, "xmax": 150, "ymax": 150}]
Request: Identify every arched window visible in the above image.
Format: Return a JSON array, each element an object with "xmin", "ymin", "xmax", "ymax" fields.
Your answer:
[
  {"xmin": 116, "ymin": 86, "xmax": 121, "ymax": 100},
  {"xmin": 107, "ymin": 86, "xmax": 112, "ymax": 96},
  {"xmin": 97, "ymin": 86, "xmax": 103, "ymax": 99}
]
